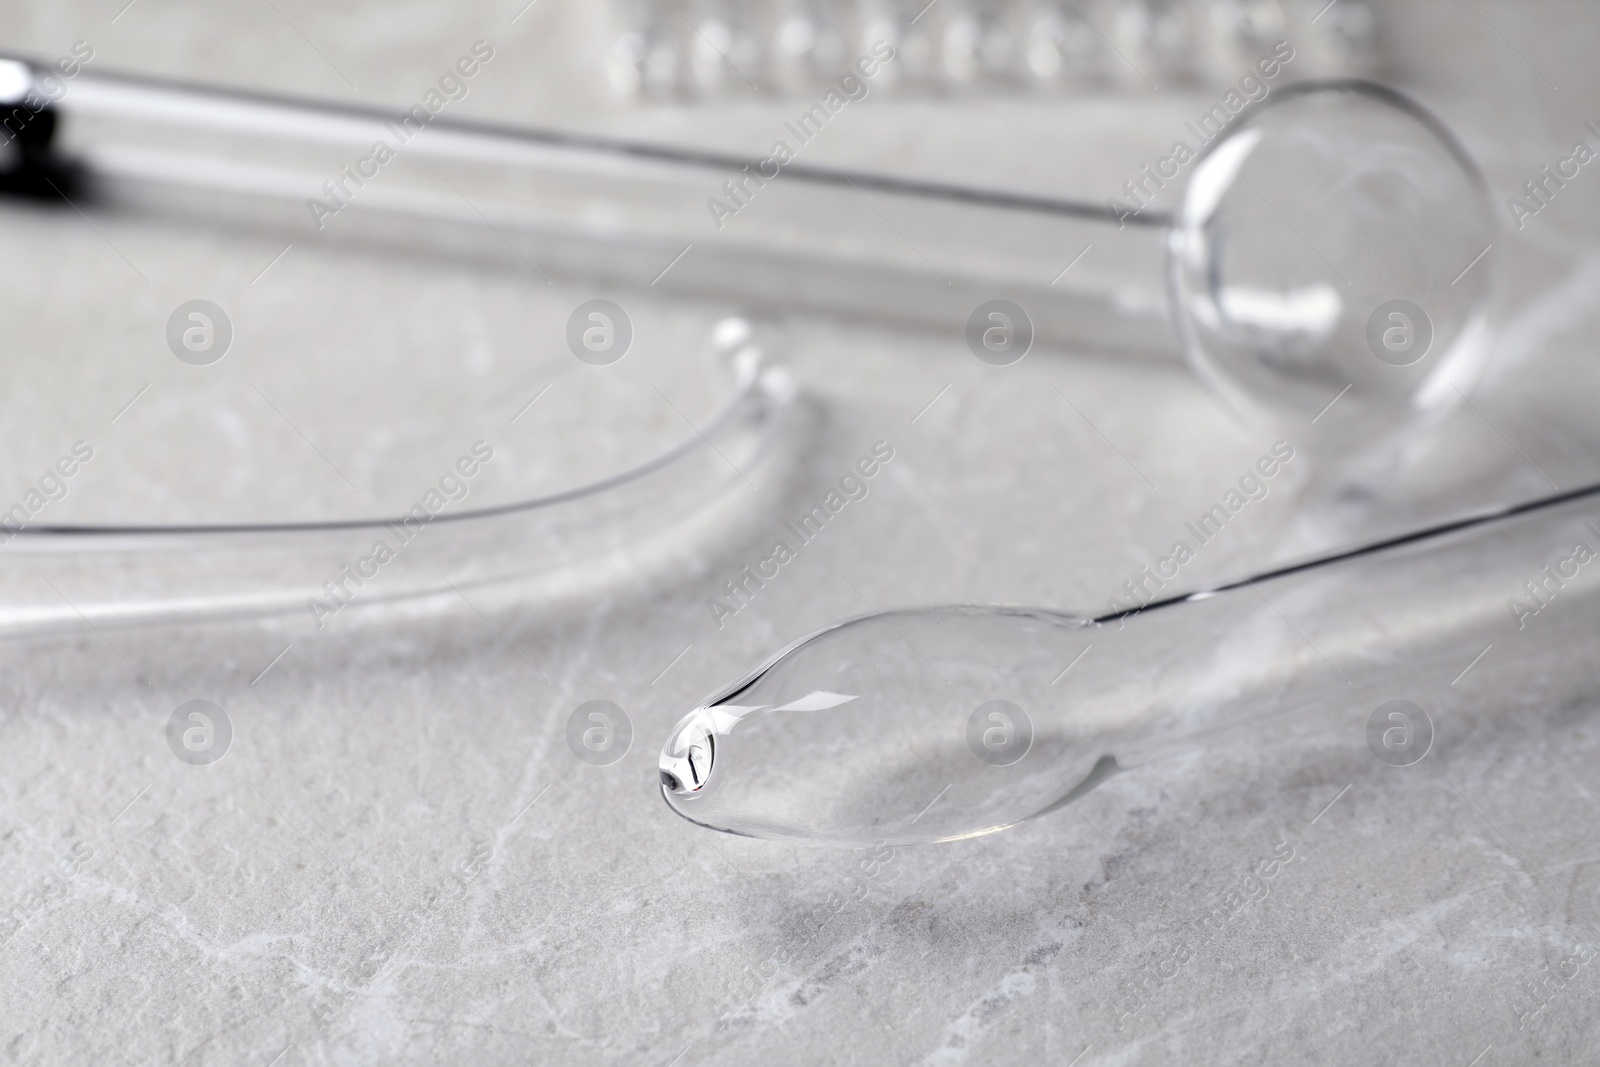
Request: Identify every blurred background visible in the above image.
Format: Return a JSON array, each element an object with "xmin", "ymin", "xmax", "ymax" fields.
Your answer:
[{"xmin": 6, "ymin": 0, "xmax": 1597, "ymax": 207}]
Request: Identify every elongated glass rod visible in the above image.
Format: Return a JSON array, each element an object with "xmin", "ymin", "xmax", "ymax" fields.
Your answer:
[{"xmin": 658, "ymin": 478, "xmax": 1600, "ymax": 846}]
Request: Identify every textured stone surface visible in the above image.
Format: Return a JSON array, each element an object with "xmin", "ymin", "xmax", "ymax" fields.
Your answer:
[{"xmin": 2, "ymin": 3, "xmax": 1600, "ymax": 1065}]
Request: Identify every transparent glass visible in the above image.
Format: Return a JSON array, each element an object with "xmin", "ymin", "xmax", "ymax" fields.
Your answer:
[
  {"xmin": 1169, "ymin": 81, "xmax": 1494, "ymax": 458},
  {"xmin": 0, "ymin": 57, "xmax": 1495, "ymax": 629},
  {"xmin": 20, "ymin": 60, "xmax": 1494, "ymax": 451},
  {"xmin": 0, "ymin": 58, "xmax": 800, "ymax": 630},
  {"xmin": 659, "ymin": 485, "xmax": 1600, "ymax": 845}
]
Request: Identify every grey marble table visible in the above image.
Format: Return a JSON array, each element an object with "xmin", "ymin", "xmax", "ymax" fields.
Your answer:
[{"xmin": 3, "ymin": 2, "xmax": 1600, "ymax": 1064}]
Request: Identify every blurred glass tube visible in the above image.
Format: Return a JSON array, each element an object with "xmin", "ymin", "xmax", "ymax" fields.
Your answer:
[{"xmin": 14, "ymin": 58, "xmax": 1178, "ymax": 359}]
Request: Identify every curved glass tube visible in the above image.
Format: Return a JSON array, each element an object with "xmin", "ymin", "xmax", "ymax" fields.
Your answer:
[
  {"xmin": 0, "ymin": 343, "xmax": 796, "ymax": 630},
  {"xmin": 0, "ymin": 58, "xmax": 808, "ymax": 630}
]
